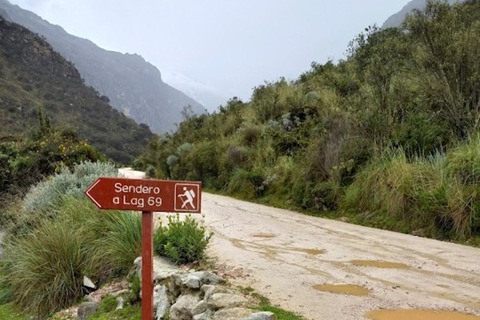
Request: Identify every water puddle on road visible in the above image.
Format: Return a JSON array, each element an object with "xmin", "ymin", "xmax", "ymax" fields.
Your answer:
[
  {"xmin": 366, "ymin": 310, "xmax": 480, "ymax": 320},
  {"xmin": 313, "ymin": 284, "xmax": 370, "ymax": 296},
  {"xmin": 350, "ymin": 260, "xmax": 410, "ymax": 269}
]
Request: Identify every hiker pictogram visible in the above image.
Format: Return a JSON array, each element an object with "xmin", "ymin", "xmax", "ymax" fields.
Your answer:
[{"xmin": 174, "ymin": 183, "xmax": 200, "ymax": 211}]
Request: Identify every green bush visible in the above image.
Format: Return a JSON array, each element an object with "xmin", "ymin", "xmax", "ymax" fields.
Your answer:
[
  {"xmin": 227, "ymin": 169, "xmax": 265, "ymax": 199},
  {"xmin": 448, "ymin": 136, "xmax": 480, "ymax": 185},
  {"xmin": 340, "ymin": 147, "xmax": 480, "ymax": 239},
  {"xmin": 3, "ymin": 220, "xmax": 90, "ymax": 316},
  {"xmin": 23, "ymin": 161, "xmax": 117, "ymax": 215},
  {"xmin": 154, "ymin": 215, "xmax": 212, "ymax": 265}
]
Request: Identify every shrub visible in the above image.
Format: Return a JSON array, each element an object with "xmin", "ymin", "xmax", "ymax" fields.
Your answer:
[
  {"xmin": 227, "ymin": 169, "xmax": 265, "ymax": 199},
  {"xmin": 166, "ymin": 155, "xmax": 179, "ymax": 168},
  {"xmin": 448, "ymin": 136, "xmax": 480, "ymax": 185},
  {"xmin": 177, "ymin": 143, "xmax": 194, "ymax": 157},
  {"xmin": 145, "ymin": 165, "xmax": 156, "ymax": 178},
  {"xmin": 3, "ymin": 220, "xmax": 90, "ymax": 316},
  {"xmin": 226, "ymin": 146, "xmax": 247, "ymax": 168},
  {"xmin": 23, "ymin": 161, "xmax": 117, "ymax": 215},
  {"xmin": 241, "ymin": 126, "xmax": 261, "ymax": 147},
  {"xmin": 154, "ymin": 215, "xmax": 212, "ymax": 265}
]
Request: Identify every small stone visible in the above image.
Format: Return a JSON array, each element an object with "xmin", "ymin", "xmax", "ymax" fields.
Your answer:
[
  {"xmin": 134, "ymin": 256, "xmax": 180, "ymax": 283},
  {"xmin": 181, "ymin": 272, "xmax": 225, "ymax": 290},
  {"xmin": 202, "ymin": 285, "xmax": 237, "ymax": 303},
  {"xmin": 339, "ymin": 217, "xmax": 349, "ymax": 223},
  {"xmin": 193, "ymin": 310, "xmax": 212, "ymax": 320},
  {"xmin": 154, "ymin": 285, "xmax": 170, "ymax": 320},
  {"xmin": 170, "ymin": 294, "xmax": 201, "ymax": 320},
  {"xmin": 83, "ymin": 276, "xmax": 96, "ymax": 290},
  {"xmin": 77, "ymin": 302, "xmax": 98, "ymax": 320},
  {"xmin": 212, "ymin": 308, "xmax": 253, "ymax": 320},
  {"xmin": 207, "ymin": 293, "xmax": 248, "ymax": 311},
  {"xmin": 242, "ymin": 312, "xmax": 276, "ymax": 320},
  {"xmin": 116, "ymin": 297, "xmax": 124, "ymax": 310},
  {"xmin": 192, "ymin": 300, "xmax": 207, "ymax": 315}
]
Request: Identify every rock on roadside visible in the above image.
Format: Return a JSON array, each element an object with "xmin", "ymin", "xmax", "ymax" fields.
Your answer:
[
  {"xmin": 132, "ymin": 256, "xmax": 275, "ymax": 320},
  {"xmin": 77, "ymin": 302, "xmax": 99, "ymax": 320}
]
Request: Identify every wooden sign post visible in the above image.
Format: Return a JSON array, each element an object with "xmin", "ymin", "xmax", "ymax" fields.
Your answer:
[{"xmin": 85, "ymin": 177, "xmax": 202, "ymax": 320}]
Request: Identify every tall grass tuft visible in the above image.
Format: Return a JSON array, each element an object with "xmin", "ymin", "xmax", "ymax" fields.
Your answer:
[
  {"xmin": 3, "ymin": 220, "xmax": 90, "ymax": 316},
  {"xmin": 93, "ymin": 211, "xmax": 142, "ymax": 276},
  {"xmin": 341, "ymin": 141, "xmax": 480, "ymax": 239}
]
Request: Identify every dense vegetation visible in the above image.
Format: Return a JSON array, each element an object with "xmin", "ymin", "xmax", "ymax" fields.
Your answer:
[
  {"xmin": 0, "ymin": 160, "xmax": 212, "ymax": 318},
  {"xmin": 0, "ymin": 107, "xmax": 103, "ymax": 197},
  {"xmin": 0, "ymin": 16, "xmax": 153, "ymax": 164},
  {"xmin": 136, "ymin": 1, "xmax": 480, "ymax": 243}
]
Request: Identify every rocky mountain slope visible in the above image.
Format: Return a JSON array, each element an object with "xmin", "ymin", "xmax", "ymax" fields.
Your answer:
[
  {"xmin": 382, "ymin": 0, "xmax": 461, "ymax": 28},
  {"xmin": 0, "ymin": 16, "xmax": 153, "ymax": 163},
  {"xmin": 0, "ymin": 0, "xmax": 203, "ymax": 133}
]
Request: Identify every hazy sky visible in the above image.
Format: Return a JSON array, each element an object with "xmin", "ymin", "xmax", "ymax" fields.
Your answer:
[{"xmin": 10, "ymin": 0, "xmax": 409, "ymax": 101}]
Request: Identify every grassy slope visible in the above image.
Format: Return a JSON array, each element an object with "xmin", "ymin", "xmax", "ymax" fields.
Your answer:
[{"xmin": 136, "ymin": 1, "xmax": 480, "ymax": 243}]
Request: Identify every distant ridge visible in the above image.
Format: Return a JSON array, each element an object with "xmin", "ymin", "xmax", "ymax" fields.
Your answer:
[
  {"xmin": 0, "ymin": 16, "xmax": 153, "ymax": 163},
  {"xmin": 0, "ymin": 0, "xmax": 204, "ymax": 133},
  {"xmin": 382, "ymin": 0, "xmax": 462, "ymax": 29}
]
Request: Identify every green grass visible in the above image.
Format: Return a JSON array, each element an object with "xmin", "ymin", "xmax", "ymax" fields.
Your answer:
[
  {"xmin": 257, "ymin": 306, "xmax": 304, "ymax": 320},
  {"xmin": 3, "ymin": 220, "xmax": 90, "ymax": 316},
  {"xmin": 246, "ymin": 290, "xmax": 304, "ymax": 320},
  {"xmin": 0, "ymin": 304, "xmax": 29, "ymax": 320},
  {"xmin": 2, "ymin": 197, "xmax": 144, "ymax": 317}
]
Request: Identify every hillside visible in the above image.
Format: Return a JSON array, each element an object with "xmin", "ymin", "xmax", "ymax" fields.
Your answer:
[
  {"xmin": 0, "ymin": 16, "xmax": 153, "ymax": 164},
  {"xmin": 382, "ymin": 0, "xmax": 461, "ymax": 28},
  {"xmin": 137, "ymin": 1, "xmax": 480, "ymax": 243},
  {"xmin": 0, "ymin": 0, "xmax": 204, "ymax": 133}
]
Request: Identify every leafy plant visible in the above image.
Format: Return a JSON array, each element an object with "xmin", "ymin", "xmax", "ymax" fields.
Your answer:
[{"xmin": 154, "ymin": 215, "xmax": 212, "ymax": 264}]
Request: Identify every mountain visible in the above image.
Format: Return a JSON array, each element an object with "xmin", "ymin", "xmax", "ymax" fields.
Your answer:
[
  {"xmin": 0, "ymin": 15, "xmax": 153, "ymax": 164},
  {"xmin": 162, "ymin": 71, "xmax": 230, "ymax": 112},
  {"xmin": 0, "ymin": 0, "xmax": 203, "ymax": 133},
  {"xmin": 382, "ymin": 0, "xmax": 462, "ymax": 29}
]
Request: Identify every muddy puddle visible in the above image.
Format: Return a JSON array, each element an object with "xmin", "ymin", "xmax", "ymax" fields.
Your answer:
[
  {"xmin": 366, "ymin": 310, "xmax": 480, "ymax": 320},
  {"xmin": 350, "ymin": 260, "xmax": 410, "ymax": 269},
  {"xmin": 296, "ymin": 248, "xmax": 326, "ymax": 255},
  {"xmin": 252, "ymin": 233, "xmax": 276, "ymax": 238},
  {"xmin": 313, "ymin": 284, "xmax": 370, "ymax": 296}
]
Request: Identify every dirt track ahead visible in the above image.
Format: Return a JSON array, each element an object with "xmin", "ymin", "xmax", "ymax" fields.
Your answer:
[{"xmin": 201, "ymin": 193, "xmax": 480, "ymax": 320}]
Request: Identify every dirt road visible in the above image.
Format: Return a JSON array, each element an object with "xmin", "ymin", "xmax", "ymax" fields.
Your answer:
[
  {"xmin": 201, "ymin": 193, "xmax": 480, "ymax": 320},
  {"xmin": 118, "ymin": 169, "xmax": 479, "ymax": 319}
]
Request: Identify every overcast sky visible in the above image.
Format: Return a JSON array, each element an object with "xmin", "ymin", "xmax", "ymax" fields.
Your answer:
[{"xmin": 10, "ymin": 0, "xmax": 409, "ymax": 101}]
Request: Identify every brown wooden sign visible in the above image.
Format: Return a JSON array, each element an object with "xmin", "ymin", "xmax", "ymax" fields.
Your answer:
[
  {"xmin": 85, "ymin": 176, "xmax": 202, "ymax": 320},
  {"xmin": 85, "ymin": 177, "xmax": 202, "ymax": 213}
]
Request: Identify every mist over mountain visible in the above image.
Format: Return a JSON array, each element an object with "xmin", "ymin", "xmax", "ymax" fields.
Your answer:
[
  {"xmin": 382, "ymin": 0, "xmax": 462, "ymax": 28},
  {"xmin": 0, "ymin": 0, "xmax": 204, "ymax": 133},
  {"xmin": 162, "ymin": 71, "xmax": 230, "ymax": 112},
  {"xmin": 0, "ymin": 15, "xmax": 153, "ymax": 163}
]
